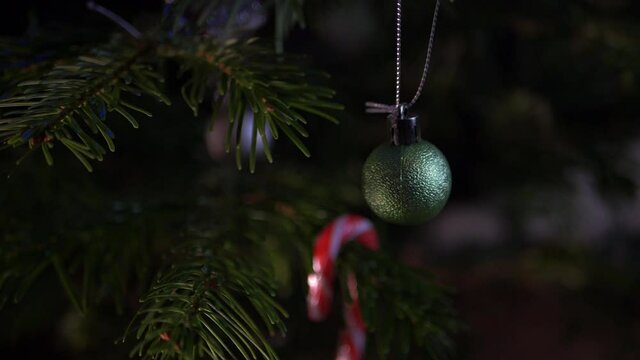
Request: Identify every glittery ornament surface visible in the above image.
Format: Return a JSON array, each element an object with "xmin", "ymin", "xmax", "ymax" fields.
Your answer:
[{"xmin": 362, "ymin": 140, "xmax": 451, "ymax": 225}]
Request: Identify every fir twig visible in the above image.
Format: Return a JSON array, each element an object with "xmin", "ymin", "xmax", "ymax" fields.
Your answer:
[
  {"xmin": 1, "ymin": 1, "xmax": 340, "ymax": 173},
  {"xmin": 0, "ymin": 38, "xmax": 169, "ymax": 172},
  {"xmin": 159, "ymin": 38, "xmax": 342, "ymax": 173},
  {"xmin": 340, "ymin": 245, "xmax": 459, "ymax": 359},
  {"xmin": 126, "ymin": 244, "xmax": 287, "ymax": 360}
]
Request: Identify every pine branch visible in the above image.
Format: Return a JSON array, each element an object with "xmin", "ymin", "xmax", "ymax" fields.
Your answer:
[
  {"xmin": 274, "ymin": 0, "xmax": 306, "ymax": 52},
  {"xmin": 0, "ymin": 37, "xmax": 169, "ymax": 172},
  {"xmin": 0, "ymin": 202, "xmax": 162, "ymax": 314},
  {"xmin": 0, "ymin": 164, "xmax": 459, "ymax": 358},
  {"xmin": 160, "ymin": 0, "xmax": 306, "ymax": 50},
  {"xmin": 340, "ymin": 245, "xmax": 459, "ymax": 359},
  {"xmin": 0, "ymin": 240, "xmax": 51, "ymax": 309},
  {"xmin": 0, "ymin": 37, "xmax": 58, "ymax": 89},
  {"xmin": 0, "ymin": 36, "xmax": 341, "ymax": 173},
  {"xmin": 126, "ymin": 243, "xmax": 287, "ymax": 360},
  {"xmin": 159, "ymin": 38, "xmax": 342, "ymax": 173},
  {"xmin": 0, "ymin": 2, "xmax": 341, "ymax": 173},
  {"xmin": 0, "ymin": 30, "xmax": 100, "ymax": 90},
  {"xmin": 0, "ymin": 166, "xmax": 350, "ymax": 315}
]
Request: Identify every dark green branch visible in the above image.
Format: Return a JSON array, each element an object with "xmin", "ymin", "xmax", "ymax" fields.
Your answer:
[
  {"xmin": 159, "ymin": 38, "xmax": 342, "ymax": 173},
  {"xmin": 0, "ymin": 38, "xmax": 168, "ymax": 171},
  {"xmin": 126, "ymin": 244, "xmax": 286, "ymax": 360}
]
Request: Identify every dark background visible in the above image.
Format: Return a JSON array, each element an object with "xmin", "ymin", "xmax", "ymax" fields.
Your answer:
[{"xmin": 1, "ymin": 0, "xmax": 640, "ymax": 359}]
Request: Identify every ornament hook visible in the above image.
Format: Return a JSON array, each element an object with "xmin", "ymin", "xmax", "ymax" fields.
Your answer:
[
  {"xmin": 398, "ymin": 103, "xmax": 408, "ymax": 120},
  {"xmin": 390, "ymin": 104, "xmax": 419, "ymax": 146}
]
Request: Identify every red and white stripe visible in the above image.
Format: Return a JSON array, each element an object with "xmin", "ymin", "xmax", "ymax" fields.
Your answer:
[{"xmin": 307, "ymin": 214, "xmax": 379, "ymax": 360}]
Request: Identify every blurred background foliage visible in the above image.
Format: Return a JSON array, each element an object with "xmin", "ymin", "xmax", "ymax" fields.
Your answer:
[{"xmin": 1, "ymin": 0, "xmax": 640, "ymax": 359}]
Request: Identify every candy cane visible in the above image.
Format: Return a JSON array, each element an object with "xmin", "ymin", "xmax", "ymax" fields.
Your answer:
[{"xmin": 307, "ymin": 214, "xmax": 379, "ymax": 360}]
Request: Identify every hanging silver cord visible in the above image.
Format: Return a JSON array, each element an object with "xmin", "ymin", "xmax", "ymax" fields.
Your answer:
[
  {"xmin": 365, "ymin": 0, "xmax": 441, "ymax": 116},
  {"xmin": 407, "ymin": 0, "xmax": 440, "ymax": 108},
  {"xmin": 395, "ymin": 0, "xmax": 403, "ymax": 107}
]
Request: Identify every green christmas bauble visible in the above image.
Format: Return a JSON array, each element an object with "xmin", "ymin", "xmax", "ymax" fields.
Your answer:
[{"xmin": 362, "ymin": 140, "xmax": 451, "ymax": 225}]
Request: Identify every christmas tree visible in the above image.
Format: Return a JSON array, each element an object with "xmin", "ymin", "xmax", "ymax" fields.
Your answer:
[
  {"xmin": 0, "ymin": 1, "xmax": 457, "ymax": 359},
  {"xmin": 3, "ymin": 0, "xmax": 640, "ymax": 359}
]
